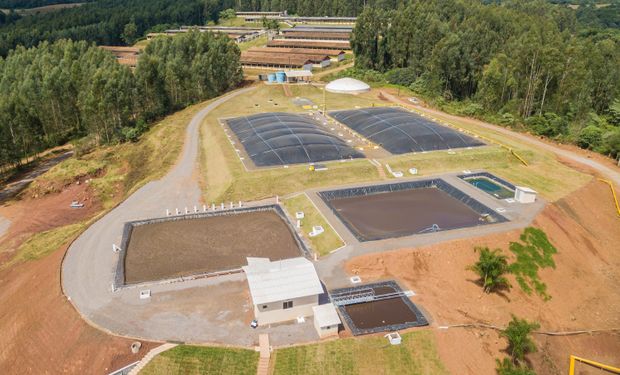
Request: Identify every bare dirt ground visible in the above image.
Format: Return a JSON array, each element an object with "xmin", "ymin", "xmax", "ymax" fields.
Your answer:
[
  {"xmin": 345, "ymin": 179, "xmax": 620, "ymax": 375},
  {"xmin": 124, "ymin": 210, "xmax": 302, "ymax": 284},
  {"xmin": 0, "ymin": 242, "xmax": 157, "ymax": 375},
  {"xmin": 0, "ymin": 183, "xmax": 100, "ymax": 264}
]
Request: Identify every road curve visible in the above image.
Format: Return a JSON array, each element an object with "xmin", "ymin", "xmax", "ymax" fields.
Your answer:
[{"xmin": 62, "ymin": 87, "xmax": 256, "ymax": 335}]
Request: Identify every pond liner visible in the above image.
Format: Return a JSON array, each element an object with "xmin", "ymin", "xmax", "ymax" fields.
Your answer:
[
  {"xmin": 458, "ymin": 171, "xmax": 516, "ymax": 191},
  {"xmin": 318, "ymin": 178, "xmax": 508, "ymax": 242},
  {"xmin": 113, "ymin": 204, "xmax": 310, "ymax": 290},
  {"xmin": 330, "ymin": 280, "xmax": 429, "ymax": 336}
]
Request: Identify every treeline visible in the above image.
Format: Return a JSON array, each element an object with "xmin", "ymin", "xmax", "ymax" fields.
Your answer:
[
  {"xmin": 351, "ymin": 0, "xmax": 620, "ymax": 158},
  {"xmin": 216, "ymin": 0, "xmax": 406, "ymax": 17},
  {"xmin": 0, "ymin": 0, "xmax": 208, "ymax": 56},
  {"xmin": 0, "ymin": 0, "xmax": 89, "ymax": 9},
  {"xmin": 0, "ymin": 31, "xmax": 242, "ymax": 169}
]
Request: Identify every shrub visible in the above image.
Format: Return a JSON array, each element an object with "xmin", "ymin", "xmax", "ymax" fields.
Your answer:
[
  {"xmin": 577, "ymin": 125, "xmax": 604, "ymax": 149},
  {"xmin": 508, "ymin": 227, "xmax": 557, "ymax": 301},
  {"xmin": 525, "ymin": 112, "xmax": 567, "ymax": 137},
  {"xmin": 219, "ymin": 8, "xmax": 235, "ymax": 20},
  {"xmin": 467, "ymin": 247, "xmax": 511, "ymax": 293},
  {"xmin": 385, "ymin": 67, "xmax": 418, "ymax": 86},
  {"xmin": 500, "ymin": 113, "xmax": 516, "ymax": 126},
  {"xmin": 500, "ymin": 316, "xmax": 540, "ymax": 365},
  {"xmin": 496, "ymin": 358, "xmax": 537, "ymax": 375}
]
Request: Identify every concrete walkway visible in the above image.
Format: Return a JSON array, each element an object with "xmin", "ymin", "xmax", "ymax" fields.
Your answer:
[
  {"xmin": 127, "ymin": 343, "xmax": 177, "ymax": 375},
  {"xmin": 0, "ymin": 215, "xmax": 10, "ymax": 240}
]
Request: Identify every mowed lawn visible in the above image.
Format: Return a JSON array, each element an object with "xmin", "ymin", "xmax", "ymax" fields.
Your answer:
[
  {"xmin": 283, "ymin": 193, "xmax": 344, "ymax": 256},
  {"xmin": 140, "ymin": 345, "xmax": 259, "ymax": 375},
  {"xmin": 269, "ymin": 330, "xmax": 448, "ymax": 375}
]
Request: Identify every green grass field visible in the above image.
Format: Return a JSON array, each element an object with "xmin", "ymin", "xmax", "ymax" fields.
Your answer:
[
  {"xmin": 140, "ymin": 345, "xmax": 258, "ymax": 375},
  {"xmin": 283, "ymin": 193, "xmax": 344, "ymax": 256},
  {"xmin": 269, "ymin": 330, "xmax": 448, "ymax": 375}
]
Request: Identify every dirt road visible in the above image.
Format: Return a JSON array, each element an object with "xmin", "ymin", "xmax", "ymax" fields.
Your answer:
[{"xmin": 62, "ymin": 87, "xmax": 256, "ymax": 339}]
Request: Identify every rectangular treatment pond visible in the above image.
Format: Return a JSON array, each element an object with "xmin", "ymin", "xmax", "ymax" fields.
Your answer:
[
  {"xmin": 319, "ymin": 179, "xmax": 507, "ymax": 242},
  {"xmin": 331, "ymin": 281, "xmax": 428, "ymax": 335},
  {"xmin": 116, "ymin": 205, "xmax": 309, "ymax": 287},
  {"xmin": 329, "ymin": 107, "xmax": 485, "ymax": 154},
  {"xmin": 459, "ymin": 172, "xmax": 515, "ymax": 200}
]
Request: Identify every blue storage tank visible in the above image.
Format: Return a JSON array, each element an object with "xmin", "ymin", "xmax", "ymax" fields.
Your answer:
[
  {"xmin": 276, "ymin": 71, "xmax": 286, "ymax": 83},
  {"xmin": 267, "ymin": 73, "xmax": 276, "ymax": 83}
]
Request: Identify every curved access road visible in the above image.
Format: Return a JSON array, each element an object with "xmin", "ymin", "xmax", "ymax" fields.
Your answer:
[
  {"xmin": 61, "ymin": 87, "xmax": 260, "ymax": 343},
  {"xmin": 381, "ymin": 91, "xmax": 620, "ymax": 188}
]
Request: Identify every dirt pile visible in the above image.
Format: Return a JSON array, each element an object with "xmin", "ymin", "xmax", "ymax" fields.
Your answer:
[{"xmin": 0, "ymin": 183, "xmax": 99, "ymax": 263}]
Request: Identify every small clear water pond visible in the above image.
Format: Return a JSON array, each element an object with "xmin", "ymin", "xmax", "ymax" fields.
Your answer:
[{"xmin": 465, "ymin": 177, "xmax": 514, "ymax": 199}]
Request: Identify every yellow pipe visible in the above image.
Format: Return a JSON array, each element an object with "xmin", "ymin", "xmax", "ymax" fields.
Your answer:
[
  {"xmin": 598, "ymin": 178, "xmax": 620, "ymax": 216},
  {"xmin": 569, "ymin": 355, "xmax": 620, "ymax": 374}
]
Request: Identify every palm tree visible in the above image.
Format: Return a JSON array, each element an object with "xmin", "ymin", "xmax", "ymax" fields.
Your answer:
[{"xmin": 467, "ymin": 246, "xmax": 511, "ymax": 293}]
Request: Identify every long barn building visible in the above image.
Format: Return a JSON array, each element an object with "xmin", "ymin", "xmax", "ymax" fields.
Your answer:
[
  {"xmin": 247, "ymin": 47, "xmax": 346, "ymax": 62},
  {"xmin": 279, "ymin": 31, "xmax": 351, "ymax": 41},
  {"xmin": 267, "ymin": 39, "xmax": 351, "ymax": 50},
  {"xmin": 240, "ymin": 51, "xmax": 331, "ymax": 70}
]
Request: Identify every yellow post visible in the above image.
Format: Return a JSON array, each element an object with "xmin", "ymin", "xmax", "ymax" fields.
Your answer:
[
  {"xmin": 323, "ymin": 86, "xmax": 326, "ymax": 114},
  {"xmin": 598, "ymin": 178, "xmax": 620, "ymax": 216},
  {"xmin": 568, "ymin": 355, "xmax": 576, "ymax": 375},
  {"xmin": 569, "ymin": 355, "xmax": 620, "ymax": 374}
]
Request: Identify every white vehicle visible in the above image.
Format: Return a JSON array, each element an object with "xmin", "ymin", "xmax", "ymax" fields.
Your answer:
[{"xmin": 70, "ymin": 201, "xmax": 84, "ymax": 208}]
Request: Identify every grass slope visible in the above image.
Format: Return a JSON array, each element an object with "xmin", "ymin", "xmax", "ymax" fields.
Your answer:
[
  {"xmin": 5, "ymin": 100, "xmax": 208, "ymax": 265},
  {"xmin": 283, "ymin": 193, "xmax": 344, "ymax": 256},
  {"xmin": 270, "ymin": 330, "xmax": 448, "ymax": 375},
  {"xmin": 140, "ymin": 345, "xmax": 258, "ymax": 375}
]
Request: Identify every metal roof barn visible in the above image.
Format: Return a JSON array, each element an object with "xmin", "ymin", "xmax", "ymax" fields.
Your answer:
[{"xmin": 267, "ymin": 39, "xmax": 351, "ymax": 50}]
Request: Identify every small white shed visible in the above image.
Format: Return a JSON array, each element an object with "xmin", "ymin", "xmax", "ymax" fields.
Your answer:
[
  {"xmin": 243, "ymin": 257, "xmax": 323, "ymax": 325},
  {"xmin": 312, "ymin": 303, "xmax": 341, "ymax": 338},
  {"xmin": 514, "ymin": 186, "xmax": 537, "ymax": 203}
]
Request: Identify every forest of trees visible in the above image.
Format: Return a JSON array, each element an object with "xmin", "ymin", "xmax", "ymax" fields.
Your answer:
[
  {"xmin": 0, "ymin": 0, "xmax": 208, "ymax": 56},
  {"xmin": 0, "ymin": 31, "xmax": 242, "ymax": 169},
  {"xmin": 0, "ymin": 0, "xmax": 89, "ymax": 9},
  {"xmin": 216, "ymin": 0, "xmax": 406, "ymax": 17},
  {"xmin": 350, "ymin": 0, "xmax": 620, "ymax": 158}
]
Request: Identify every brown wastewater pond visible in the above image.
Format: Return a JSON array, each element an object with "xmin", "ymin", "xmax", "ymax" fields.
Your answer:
[
  {"xmin": 328, "ymin": 187, "xmax": 485, "ymax": 241},
  {"xmin": 333, "ymin": 282, "xmax": 429, "ymax": 335},
  {"xmin": 123, "ymin": 209, "xmax": 303, "ymax": 284}
]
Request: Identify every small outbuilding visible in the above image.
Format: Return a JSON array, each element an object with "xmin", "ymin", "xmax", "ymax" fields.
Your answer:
[
  {"xmin": 312, "ymin": 303, "xmax": 341, "ymax": 338},
  {"xmin": 243, "ymin": 257, "xmax": 323, "ymax": 325},
  {"xmin": 514, "ymin": 186, "xmax": 537, "ymax": 203},
  {"xmin": 284, "ymin": 70, "xmax": 313, "ymax": 83},
  {"xmin": 325, "ymin": 78, "xmax": 370, "ymax": 94}
]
